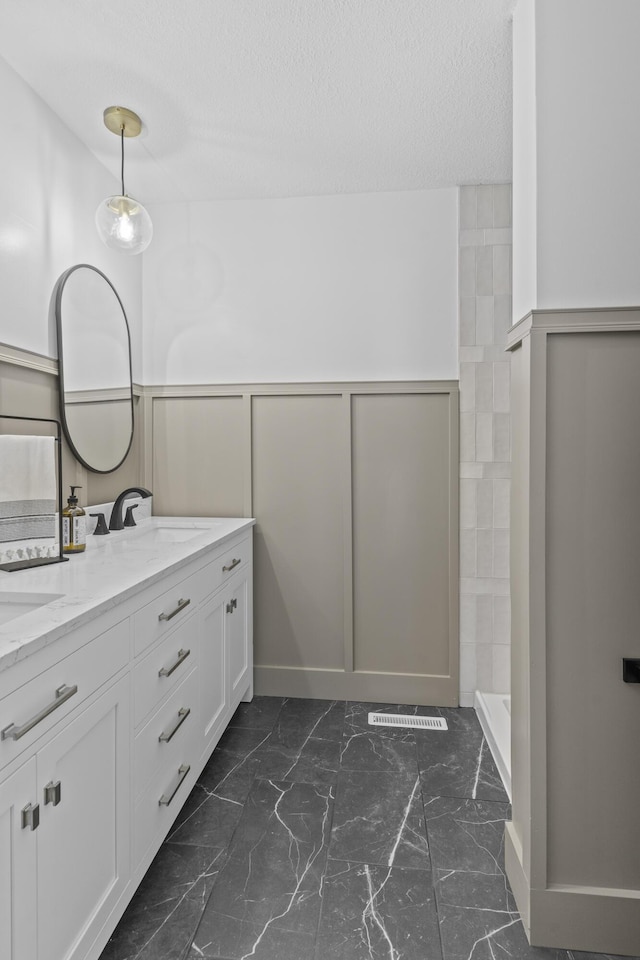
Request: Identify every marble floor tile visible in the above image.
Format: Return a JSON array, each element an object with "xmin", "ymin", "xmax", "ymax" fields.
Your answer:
[
  {"xmin": 435, "ymin": 869, "xmax": 567, "ymax": 960},
  {"xmin": 256, "ymin": 728, "xmax": 343, "ymax": 784},
  {"xmin": 195, "ymin": 749, "xmax": 260, "ymax": 804},
  {"xmin": 330, "ymin": 769, "xmax": 430, "ymax": 870},
  {"xmin": 100, "ymin": 842, "xmax": 225, "ymax": 960},
  {"xmin": 274, "ymin": 696, "xmax": 346, "ymax": 741},
  {"xmin": 437, "ymin": 707, "xmax": 485, "ymax": 737},
  {"xmin": 227, "ymin": 695, "xmax": 285, "ymax": 730},
  {"xmin": 424, "ymin": 796, "xmax": 510, "ymax": 874},
  {"xmin": 101, "ymin": 699, "xmax": 524, "ymax": 960},
  {"xmin": 167, "ymin": 778, "xmax": 247, "ymax": 849},
  {"xmin": 340, "ymin": 724, "xmax": 419, "ymax": 775},
  {"xmin": 315, "ymin": 860, "xmax": 441, "ymax": 960},
  {"xmin": 189, "ymin": 918, "xmax": 316, "ymax": 960},
  {"xmin": 417, "ymin": 727, "xmax": 508, "ymax": 802},
  {"xmin": 191, "ymin": 778, "xmax": 334, "ymax": 958},
  {"xmin": 213, "ymin": 723, "xmax": 273, "ymax": 760}
]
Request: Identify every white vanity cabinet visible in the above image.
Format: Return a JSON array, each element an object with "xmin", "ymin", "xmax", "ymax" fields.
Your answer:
[
  {"xmin": 130, "ymin": 532, "xmax": 253, "ymax": 872},
  {"xmin": 200, "ymin": 534, "xmax": 253, "ymax": 759},
  {"xmin": 132, "ymin": 564, "xmax": 203, "ymax": 869},
  {"xmin": 0, "ymin": 620, "xmax": 131, "ymax": 960},
  {"xmin": 0, "ymin": 519, "xmax": 254, "ymax": 960}
]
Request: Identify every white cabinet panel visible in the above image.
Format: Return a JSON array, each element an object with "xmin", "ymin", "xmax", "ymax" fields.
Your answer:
[
  {"xmin": 0, "ymin": 759, "xmax": 37, "ymax": 960},
  {"xmin": 133, "ymin": 732, "xmax": 198, "ymax": 868},
  {"xmin": 134, "ymin": 666, "xmax": 198, "ymax": 801},
  {"xmin": 0, "ymin": 619, "xmax": 129, "ymax": 768},
  {"xmin": 133, "ymin": 614, "xmax": 197, "ymax": 726},
  {"xmin": 227, "ymin": 573, "xmax": 251, "ymax": 705},
  {"xmin": 37, "ymin": 676, "xmax": 130, "ymax": 960},
  {"xmin": 199, "ymin": 591, "xmax": 227, "ymax": 754}
]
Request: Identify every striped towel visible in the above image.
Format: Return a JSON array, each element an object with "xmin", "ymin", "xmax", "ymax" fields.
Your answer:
[{"xmin": 0, "ymin": 436, "xmax": 57, "ymax": 543}]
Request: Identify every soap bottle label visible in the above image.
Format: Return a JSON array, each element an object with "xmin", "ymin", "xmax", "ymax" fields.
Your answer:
[
  {"xmin": 73, "ymin": 515, "xmax": 86, "ymax": 545},
  {"xmin": 63, "ymin": 515, "xmax": 86, "ymax": 547}
]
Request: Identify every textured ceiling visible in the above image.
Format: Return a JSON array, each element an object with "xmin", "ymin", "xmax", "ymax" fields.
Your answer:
[{"xmin": 0, "ymin": 0, "xmax": 515, "ymax": 203}]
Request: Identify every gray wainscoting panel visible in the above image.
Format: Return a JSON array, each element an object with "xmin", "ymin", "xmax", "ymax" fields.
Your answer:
[
  {"xmin": 152, "ymin": 396, "xmax": 245, "ymax": 517},
  {"xmin": 252, "ymin": 393, "xmax": 345, "ymax": 672},
  {"xmin": 545, "ymin": 331, "xmax": 640, "ymax": 890},
  {"xmin": 506, "ymin": 309, "xmax": 640, "ymax": 955},
  {"xmin": 352, "ymin": 392, "xmax": 452, "ymax": 678},
  {"xmin": 146, "ymin": 381, "xmax": 458, "ymax": 706}
]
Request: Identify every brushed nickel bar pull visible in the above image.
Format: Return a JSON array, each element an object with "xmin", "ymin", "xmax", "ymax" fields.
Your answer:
[
  {"xmin": 1, "ymin": 684, "xmax": 78, "ymax": 742},
  {"xmin": 158, "ymin": 648, "xmax": 191, "ymax": 678},
  {"xmin": 222, "ymin": 558, "xmax": 241, "ymax": 572},
  {"xmin": 158, "ymin": 597, "xmax": 191, "ymax": 622},
  {"xmin": 21, "ymin": 802, "xmax": 40, "ymax": 831},
  {"xmin": 159, "ymin": 707, "xmax": 191, "ymax": 743},
  {"xmin": 158, "ymin": 764, "xmax": 191, "ymax": 806}
]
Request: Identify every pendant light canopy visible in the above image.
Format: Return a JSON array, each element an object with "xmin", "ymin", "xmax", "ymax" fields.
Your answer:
[{"xmin": 95, "ymin": 106, "xmax": 153, "ymax": 255}]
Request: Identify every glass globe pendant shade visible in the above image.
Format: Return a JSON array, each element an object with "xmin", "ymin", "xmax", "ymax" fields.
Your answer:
[{"xmin": 95, "ymin": 195, "xmax": 153, "ymax": 255}]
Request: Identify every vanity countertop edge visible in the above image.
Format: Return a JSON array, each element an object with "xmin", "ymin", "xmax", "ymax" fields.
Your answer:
[{"xmin": 0, "ymin": 516, "xmax": 256, "ymax": 674}]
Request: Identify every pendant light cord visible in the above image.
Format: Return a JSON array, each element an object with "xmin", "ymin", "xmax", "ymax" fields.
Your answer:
[{"xmin": 120, "ymin": 125, "xmax": 125, "ymax": 196}]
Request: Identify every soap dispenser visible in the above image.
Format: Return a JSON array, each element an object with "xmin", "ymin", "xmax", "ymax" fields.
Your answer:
[{"xmin": 62, "ymin": 485, "xmax": 86, "ymax": 554}]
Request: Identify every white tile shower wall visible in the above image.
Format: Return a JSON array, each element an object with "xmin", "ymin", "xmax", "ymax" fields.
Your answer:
[{"xmin": 458, "ymin": 184, "xmax": 512, "ymax": 706}]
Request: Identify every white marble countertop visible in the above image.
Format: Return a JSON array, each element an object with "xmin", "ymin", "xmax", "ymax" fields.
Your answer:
[{"xmin": 0, "ymin": 516, "xmax": 255, "ymax": 673}]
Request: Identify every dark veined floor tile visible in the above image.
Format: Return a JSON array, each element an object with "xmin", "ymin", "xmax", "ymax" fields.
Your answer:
[
  {"xmin": 329, "ymin": 769, "xmax": 429, "ymax": 870},
  {"xmin": 315, "ymin": 860, "xmax": 441, "ymax": 960}
]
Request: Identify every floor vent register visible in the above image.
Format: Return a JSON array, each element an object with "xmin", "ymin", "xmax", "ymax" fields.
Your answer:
[{"xmin": 368, "ymin": 713, "xmax": 448, "ymax": 731}]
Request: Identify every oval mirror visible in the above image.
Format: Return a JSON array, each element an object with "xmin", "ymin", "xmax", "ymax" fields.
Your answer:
[{"xmin": 55, "ymin": 264, "xmax": 134, "ymax": 473}]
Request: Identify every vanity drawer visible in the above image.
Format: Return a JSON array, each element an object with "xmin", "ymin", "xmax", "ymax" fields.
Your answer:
[
  {"xmin": 134, "ymin": 577, "xmax": 199, "ymax": 658},
  {"xmin": 134, "ymin": 665, "xmax": 198, "ymax": 800},
  {"xmin": 134, "ymin": 615, "xmax": 198, "ymax": 726},
  {"xmin": 219, "ymin": 535, "xmax": 251, "ymax": 584},
  {"xmin": 133, "ymin": 729, "xmax": 199, "ymax": 868},
  {"xmin": 180, "ymin": 534, "xmax": 252, "ymax": 608},
  {"xmin": 0, "ymin": 619, "xmax": 129, "ymax": 767}
]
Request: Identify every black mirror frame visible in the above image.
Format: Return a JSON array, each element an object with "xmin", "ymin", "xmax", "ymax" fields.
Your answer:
[{"xmin": 54, "ymin": 263, "xmax": 134, "ymax": 474}]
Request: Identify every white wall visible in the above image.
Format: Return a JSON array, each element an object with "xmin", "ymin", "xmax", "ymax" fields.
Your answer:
[
  {"xmin": 143, "ymin": 189, "xmax": 458, "ymax": 384},
  {"xmin": 512, "ymin": 0, "xmax": 640, "ymax": 319},
  {"xmin": 0, "ymin": 54, "xmax": 458, "ymax": 388},
  {"xmin": 512, "ymin": 0, "xmax": 537, "ymax": 324},
  {"xmin": 0, "ymin": 56, "xmax": 142, "ymax": 377}
]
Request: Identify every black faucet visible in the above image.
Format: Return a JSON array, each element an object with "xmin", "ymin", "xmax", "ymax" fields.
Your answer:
[{"xmin": 109, "ymin": 487, "xmax": 152, "ymax": 531}]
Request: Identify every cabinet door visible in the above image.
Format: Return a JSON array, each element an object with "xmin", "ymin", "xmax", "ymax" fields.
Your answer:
[
  {"xmin": 227, "ymin": 572, "xmax": 252, "ymax": 706},
  {"xmin": 36, "ymin": 675, "xmax": 130, "ymax": 960},
  {"xmin": 199, "ymin": 591, "xmax": 227, "ymax": 754},
  {"xmin": 0, "ymin": 759, "xmax": 37, "ymax": 960}
]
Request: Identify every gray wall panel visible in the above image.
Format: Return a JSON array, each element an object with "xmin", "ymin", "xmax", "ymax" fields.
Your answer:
[
  {"xmin": 252, "ymin": 394, "xmax": 345, "ymax": 671},
  {"xmin": 152, "ymin": 396, "xmax": 245, "ymax": 517},
  {"xmin": 352, "ymin": 392, "xmax": 452, "ymax": 677},
  {"xmin": 137, "ymin": 381, "xmax": 458, "ymax": 704}
]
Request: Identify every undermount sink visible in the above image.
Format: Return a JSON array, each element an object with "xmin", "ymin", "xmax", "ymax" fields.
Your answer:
[
  {"xmin": 0, "ymin": 593, "xmax": 63, "ymax": 627},
  {"xmin": 88, "ymin": 517, "xmax": 228, "ymax": 552},
  {"xmin": 132, "ymin": 523, "xmax": 213, "ymax": 544},
  {"xmin": 92, "ymin": 519, "xmax": 223, "ymax": 550}
]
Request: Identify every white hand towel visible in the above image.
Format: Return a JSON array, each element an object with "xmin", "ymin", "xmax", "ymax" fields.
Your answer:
[{"xmin": 0, "ymin": 435, "xmax": 57, "ymax": 516}]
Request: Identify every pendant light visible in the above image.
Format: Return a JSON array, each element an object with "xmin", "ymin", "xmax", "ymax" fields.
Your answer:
[{"xmin": 95, "ymin": 106, "xmax": 153, "ymax": 255}]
